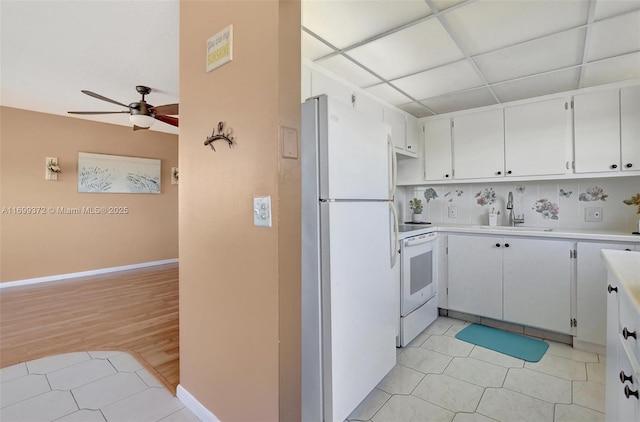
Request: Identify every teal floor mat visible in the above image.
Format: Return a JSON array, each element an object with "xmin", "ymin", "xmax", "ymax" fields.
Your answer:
[{"xmin": 455, "ymin": 323, "xmax": 549, "ymax": 362}]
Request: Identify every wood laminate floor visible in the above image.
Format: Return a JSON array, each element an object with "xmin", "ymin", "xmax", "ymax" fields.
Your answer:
[{"xmin": 0, "ymin": 264, "xmax": 179, "ymax": 394}]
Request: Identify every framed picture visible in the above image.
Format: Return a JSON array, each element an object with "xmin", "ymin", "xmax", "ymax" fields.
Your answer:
[{"xmin": 78, "ymin": 152, "xmax": 161, "ymax": 194}]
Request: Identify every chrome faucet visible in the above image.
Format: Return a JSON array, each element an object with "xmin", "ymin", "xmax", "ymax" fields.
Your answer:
[{"xmin": 506, "ymin": 191, "xmax": 525, "ymax": 226}]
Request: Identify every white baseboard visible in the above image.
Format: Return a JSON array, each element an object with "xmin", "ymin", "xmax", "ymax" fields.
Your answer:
[
  {"xmin": 177, "ymin": 384, "xmax": 220, "ymax": 422},
  {"xmin": 573, "ymin": 338, "xmax": 606, "ymax": 356},
  {"xmin": 0, "ymin": 259, "xmax": 179, "ymax": 289}
]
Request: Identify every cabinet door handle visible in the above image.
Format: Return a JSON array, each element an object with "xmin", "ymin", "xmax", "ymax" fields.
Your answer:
[
  {"xmin": 496, "ymin": 171, "xmax": 502, "ymax": 175},
  {"xmin": 608, "ymin": 284, "xmax": 618, "ymax": 293},
  {"xmin": 611, "ymin": 164, "xmax": 618, "ymax": 169},
  {"xmin": 504, "ymin": 243, "xmax": 510, "ymax": 247},
  {"xmin": 621, "ymin": 371, "xmax": 634, "ymax": 384},
  {"xmin": 495, "ymin": 243, "xmax": 501, "ymax": 247},
  {"xmin": 626, "ymin": 249, "xmax": 632, "ymax": 251},
  {"xmin": 623, "ymin": 327, "xmax": 637, "ymax": 340},
  {"xmin": 445, "ymin": 174, "xmax": 450, "ymax": 178},
  {"xmin": 507, "ymin": 170, "xmax": 512, "ymax": 175},
  {"xmin": 625, "ymin": 385, "xmax": 639, "ymax": 400},
  {"xmin": 626, "ymin": 163, "xmax": 633, "ymax": 168}
]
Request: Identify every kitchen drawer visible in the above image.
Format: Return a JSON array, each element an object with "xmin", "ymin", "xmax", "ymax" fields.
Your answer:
[
  {"xmin": 617, "ymin": 338, "xmax": 640, "ymax": 421},
  {"xmin": 620, "ymin": 289, "xmax": 640, "ymax": 365}
]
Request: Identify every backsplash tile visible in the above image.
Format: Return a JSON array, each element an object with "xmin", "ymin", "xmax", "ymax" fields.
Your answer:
[
  {"xmin": 395, "ymin": 176, "xmax": 640, "ymax": 232},
  {"xmin": 579, "ymin": 186, "xmax": 608, "ymax": 202}
]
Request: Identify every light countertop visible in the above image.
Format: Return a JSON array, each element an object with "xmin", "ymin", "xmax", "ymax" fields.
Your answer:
[
  {"xmin": 398, "ymin": 223, "xmax": 640, "ymax": 243},
  {"xmin": 602, "ymin": 249, "xmax": 640, "ymax": 308}
]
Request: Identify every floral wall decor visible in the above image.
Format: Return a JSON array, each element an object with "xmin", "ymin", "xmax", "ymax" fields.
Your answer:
[
  {"xmin": 444, "ymin": 190, "xmax": 463, "ymax": 202},
  {"xmin": 475, "ymin": 187, "xmax": 496, "ymax": 206},
  {"xmin": 623, "ymin": 193, "xmax": 640, "ymax": 214},
  {"xmin": 579, "ymin": 186, "xmax": 608, "ymax": 202},
  {"xmin": 424, "ymin": 188, "xmax": 439, "ymax": 203},
  {"xmin": 559, "ymin": 188, "xmax": 572, "ymax": 198},
  {"xmin": 533, "ymin": 199, "xmax": 559, "ymax": 220}
]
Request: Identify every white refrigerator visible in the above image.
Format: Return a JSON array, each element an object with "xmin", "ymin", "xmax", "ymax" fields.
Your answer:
[{"xmin": 302, "ymin": 95, "xmax": 399, "ymax": 422}]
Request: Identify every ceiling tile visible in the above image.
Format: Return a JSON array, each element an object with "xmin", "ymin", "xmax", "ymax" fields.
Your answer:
[
  {"xmin": 441, "ymin": 0, "xmax": 590, "ymax": 55},
  {"xmin": 315, "ymin": 55, "xmax": 383, "ymax": 87},
  {"xmin": 593, "ymin": 0, "xmax": 640, "ymax": 21},
  {"xmin": 397, "ymin": 102, "xmax": 435, "ymax": 118},
  {"xmin": 392, "ymin": 60, "xmax": 484, "ymax": 100},
  {"xmin": 365, "ymin": 83, "xmax": 414, "ymax": 105},
  {"xmin": 302, "ymin": 31, "xmax": 335, "ymax": 61},
  {"xmin": 587, "ymin": 10, "xmax": 640, "ymax": 61},
  {"xmin": 492, "ymin": 68, "xmax": 581, "ymax": 103},
  {"xmin": 302, "ymin": 0, "xmax": 431, "ymax": 49},
  {"xmin": 420, "ymin": 88, "xmax": 498, "ymax": 114},
  {"xmin": 474, "ymin": 27, "xmax": 586, "ymax": 84},
  {"xmin": 347, "ymin": 19, "xmax": 465, "ymax": 80},
  {"xmin": 582, "ymin": 52, "xmax": 640, "ymax": 87},
  {"xmin": 430, "ymin": 0, "xmax": 467, "ymax": 12}
]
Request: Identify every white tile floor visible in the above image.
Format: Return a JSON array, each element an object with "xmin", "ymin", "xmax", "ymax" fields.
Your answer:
[
  {"xmin": 346, "ymin": 317, "xmax": 606, "ymax": 422},
  {"xmin": 0, "ymin": 317, "xmax": 606, "ymax": 422},
  {"xmin": 0, "ymin": 351, "xmax": 200, "ymax": 422}
]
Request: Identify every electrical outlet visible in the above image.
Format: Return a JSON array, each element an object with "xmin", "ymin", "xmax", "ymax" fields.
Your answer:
[
  {"xmin": 448, "ymin": 206, "xmax": 458, "ymax": 219},
  {"xmin": 585, "ymin": 207, "xmax": 603, "ymax": 222},
  {"xmin": 253, "ymin": 196, "xmax": 272, "ymax": 227}
]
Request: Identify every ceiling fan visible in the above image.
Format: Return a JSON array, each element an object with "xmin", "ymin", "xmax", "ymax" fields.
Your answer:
[{"xmin": 68, "ymin": 85, "xmax": 178, "ymax": 131}]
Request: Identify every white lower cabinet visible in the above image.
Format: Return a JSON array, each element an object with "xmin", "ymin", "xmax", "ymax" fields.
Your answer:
[
  {"xmin": 448, "ymin": 235, "xmax": 503, "ymax": 320},
  {"xmin": 448, "ymin": 234, "xmax": 571, "ymax": 333},
  {"xmin": 605, "ymin": 254, "xmax": 640, "ymax": 422},
  {"xmin": 502, "ymin": 238, "xmax": 572, "ymax": 334},
  {"xmin": 576, "ymin": 242, "xmax": 635, "ymax": 346}
]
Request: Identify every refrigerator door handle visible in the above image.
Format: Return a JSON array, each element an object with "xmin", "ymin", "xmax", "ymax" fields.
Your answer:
[
  {"xmin": 388, "ymin": 134, "xmax": 397, "ymax": 200},
  {"xmin": 390, "ymin": 202, "xmax": 399, "ymax": 268}
]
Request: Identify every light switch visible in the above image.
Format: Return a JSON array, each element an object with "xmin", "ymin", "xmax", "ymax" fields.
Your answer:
[
  {"xmin": 280, "ymin": 126, "xmax": 298, "ymax": 159},
  {"xmin": 253, "ymin": 196, "xmax": 272, "ymax": 227}
]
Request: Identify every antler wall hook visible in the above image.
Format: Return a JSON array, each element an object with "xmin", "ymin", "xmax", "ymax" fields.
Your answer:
[{"xmin": 204, "ymin": 121, "xmax": 234, "ymax": 151}]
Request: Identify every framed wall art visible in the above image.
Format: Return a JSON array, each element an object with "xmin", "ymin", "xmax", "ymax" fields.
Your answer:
[{"xmin": 78, "ymin": 152, "xmax": 161, "ymax": 194}]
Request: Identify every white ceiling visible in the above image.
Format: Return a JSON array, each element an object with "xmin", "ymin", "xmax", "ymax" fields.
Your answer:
[
  {"xmin": 0, "ymin": 0, "xmax": 180, "ymax": 134},
  {"xmin": 303, "ymin": 0, "xmax": 640, "ymax": 117},
  {"xmin": 1, "ymin": 0, "xmax": 639, "ymax": 132}
]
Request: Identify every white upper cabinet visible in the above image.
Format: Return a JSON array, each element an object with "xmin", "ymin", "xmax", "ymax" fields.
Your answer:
[
  {"xmin": 424, "ymin": 118, "xmax": 452, "ymax": 181},
  {"xmin": 621, "ymin": 85, "xmax": 640, "ymax": 172},
  {"xmin": 384, "ymin": 106, "xmax": 407, "ymax": 150},
  {"xmin": 574, "ymin": 89, "xmax": 621, "ymax": 173},
  {"xmin": 405, "ymin": 115, "xmax": 419, "ymax": 154},
  {"xmin": 384, "ymin": 107, "xmax": 417, "ymax": 157},
  {"xmin": 310, "ymin": 70, "xmax": 353, "ymax": 106},
  {"xmin": 452, "ymin": 109, "xmax": 504, "ymax": 179},
  {"xmin": 504, "ymin": 97, "xmax": 572, "ymax": 177},
  {"xmin": 353, "ymin": 92, "xmax": 383, "ymax": 122}
]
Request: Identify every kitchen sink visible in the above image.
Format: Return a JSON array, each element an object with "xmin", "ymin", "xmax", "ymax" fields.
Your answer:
[{"xmin": 478, "ymin": 225, "xmax": 553, "ymax": 232}]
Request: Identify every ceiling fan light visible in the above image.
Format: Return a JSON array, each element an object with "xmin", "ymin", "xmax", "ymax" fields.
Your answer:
[{"xmin": 129, "ymin": 114, "xmax": 155, "ymax": 128}]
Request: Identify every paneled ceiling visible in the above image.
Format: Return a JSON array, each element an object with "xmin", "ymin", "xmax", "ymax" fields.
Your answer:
[
  {"xmin": 1, "ymin": 1, "xmax": 638, "ymax": 132},
  {"xmin": 302, "ymin": 0, "xmax": 640, "ymax": 117}
]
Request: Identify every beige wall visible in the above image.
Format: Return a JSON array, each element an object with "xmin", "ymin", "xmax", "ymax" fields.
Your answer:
[
  {"xmin": 0, "ymin": 107, "xmax": 178, "ymax": 282},
  {"xmin": 179, "ymin": 1, "xmax": 300, "ymax": 421}
]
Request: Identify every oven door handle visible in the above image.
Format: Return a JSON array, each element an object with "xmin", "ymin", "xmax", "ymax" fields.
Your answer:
[{"xmin": 405, "ymin": 234, "xmax": 437, "ymax": 247}]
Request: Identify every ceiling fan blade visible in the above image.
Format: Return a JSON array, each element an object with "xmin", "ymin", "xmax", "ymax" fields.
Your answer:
[
  {"xmin": 68, "ymin": 111, "xmax": 131, "ymax": 115},
  {"xmin": 150, "ymin": 103, "xmax": 179, "ymax": 116},
  {"xmin": 155, "ymin": 115, "xmax": 179, "ymax": 127},
  {"xmin": 81, "ymin": 90, "xmax": 130, "ymax": 109}
]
